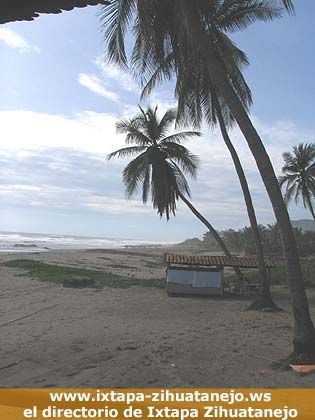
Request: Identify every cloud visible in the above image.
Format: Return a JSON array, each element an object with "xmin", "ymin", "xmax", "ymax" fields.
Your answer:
[
  {"xmin": 95, "ymin": 57, "xmax": 140, "ymax": 94},
  {"xmin": 78, "ymin": 73, "xmax": 119, "ymax": 102},
  {"xmin": 0, "ymin": 147, "xmax": 151, "ymax": 216},
  {"xmin": 0, "ymin": 28, "xmax": 40, "ymax": 54},
  {"xmin": 77, "ymin": 57, "xmax": 176, "ymax": 117},
  {"xmin": 0, "ymin": 109, "xmax": 126, "ymax": 155},
  {"xmin": 77, "ymin": 58, "xmax": 141, "ymax": 107},
  {"xmin": 166, "ymin": 116, "xmax": 315, "ymax": 228},
  {"xmin": 0, "ymin": 108, "xmax": 314, "ymax": 232}
]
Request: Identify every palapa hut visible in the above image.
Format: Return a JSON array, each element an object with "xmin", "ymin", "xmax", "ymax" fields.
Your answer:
[
  {"xmin": 165, "ymin": 253, "xmax": 275, "ymax": 297},
  {"xmin": 0, "ymin": 0, "xmax": 108, "ymax": 24}
]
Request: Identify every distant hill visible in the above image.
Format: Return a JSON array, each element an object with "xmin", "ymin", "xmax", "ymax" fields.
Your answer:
[
  {"xmin": 176, "ymin": 238, "xmax": 203, "ymax": 248},
  {"xmin": 292, "ymin": 219, "xmax": 315, "ymax": 232}
]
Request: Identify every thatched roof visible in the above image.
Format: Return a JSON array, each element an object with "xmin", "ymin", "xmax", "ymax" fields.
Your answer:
[
  {"xmin": 165, "ymin": 253, "xmax": 276, "ymax": 269},
  {"xmin": 0, "ymin": 0, "xmax": 109, "ymax": 24}
]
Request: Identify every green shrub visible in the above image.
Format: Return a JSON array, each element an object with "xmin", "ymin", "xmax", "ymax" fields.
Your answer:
[{"xmin": 3, "ymin": 259, "xmax": 165, "ymax": 289}]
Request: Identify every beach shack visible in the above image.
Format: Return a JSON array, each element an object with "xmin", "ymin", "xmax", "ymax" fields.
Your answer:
[
  {"xmin": 0, "ymin": 1, "xmax": 108, "ymax": 24},
  {"xmin": 165, "ymin": 253, "xmax": 275, "ymax": 296}
]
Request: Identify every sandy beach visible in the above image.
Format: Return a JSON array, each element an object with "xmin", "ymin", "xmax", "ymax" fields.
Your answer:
[{"xmin": 1, "ymin": 247, "xmax": 315, "ymax": 388}]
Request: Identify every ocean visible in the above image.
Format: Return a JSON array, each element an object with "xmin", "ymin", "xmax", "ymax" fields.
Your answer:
[{"xmin": 0, "ymin": 231, "xmax": 167, "ymax": 253}]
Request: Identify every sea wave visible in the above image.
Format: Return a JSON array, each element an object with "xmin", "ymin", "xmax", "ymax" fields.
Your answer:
[{"xmin": 0, "ymin": 231, "xmax": 169, "ymax": 253}]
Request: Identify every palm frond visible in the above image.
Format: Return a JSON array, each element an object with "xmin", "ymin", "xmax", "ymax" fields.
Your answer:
[
  {"xmin": 306, "ymin": 177, "xmax": 315, "ymax": 195},
  {"xmin": 295, "ymin": 183, "xmax": 303, "ymax": 206},
  {"xmin": 122, "ymin": 152, "xmax": 149, "ymax": 198},
  {"xmin": 158, "ymin": 108, "xmax": 177, "ymax": 138},
  {"xmin": 280, "ymin": 0, "xmax": 294, "ymax": 13},
  {"xmin": 217, "ymin": 0, "xmax": 283, "ymax": 33},
  {"xmin": 283, "ymin": 183, "xmax": 297, "ymax": 206},
  {"xmin": 280, "ymin": 143, "xmax": 315, "ymax": 215},
  {"xmin": 116, "ymin": 119, "xmax": 152, "ymax": 145},
  {"xmin": 144, "ymin": 106, "xmax": 161, "ymax": 141},
  {"xmin": 160, "ymin": 131, "xmax": 202, "ymax": 145},
  {"xmin": 162, "ymin": 142, "xmax": 200, "ymax": 178},
  {"xmin": 107, "ymin": 145, "xmax": 147, "ymax": 160},
  {"xmin": 140, "ymin": 53, "xmax": 175, "ymax": 99},
  {"xmin": 142, "ymin": 163, "xmax": 151, "ymax": 203},
  {"xmin": 215, "ymin": 30, "xmax": 249, "ymax": 68},
  {"xmin": 168, "ymin": 160, "xmax": 191, "ymax": 198},
  {"xmin": 151, "ymin": 159, "xmax": 179, "ymax": 220},
  {"xmin": 278, "ymin": 175, "xmax": 287, "ymax": 189},
  {"xmin": 279, "ymin": 173, "xmax": 298, "ymax": 189},
  {"xmin": 115, "ymin": 118, "xmax": 139, "ymax": 134},
  {"xmin": 100, "ymin": 0, "xmax": 135, "ymax": 67}
]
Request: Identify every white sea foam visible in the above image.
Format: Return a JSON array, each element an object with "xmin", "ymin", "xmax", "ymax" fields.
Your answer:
[{"xmin": 0, "ymin": 231, "xmax": 170, "ymax": 253}]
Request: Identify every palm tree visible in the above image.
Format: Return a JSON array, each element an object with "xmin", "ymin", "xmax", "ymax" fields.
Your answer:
[
  {"xmin": 266, "ymin": 223, "xmax": 282, "ymax": 255},
  {"xmin": 132, "ymin": 13, "xmax": 277, "ymax": 310},
  {"xmin": 108, "ymin": 106, "xmax": 244, "ymax": 282},
  {"xmin": 169, "ymin": 84, "xmax": 277, "ymax": 309},
  {"xmin": 213, "ymin": 96, "xmax": 279, "ymax": 311},
  {"xmin": 279, "ymin": 143, "xmax": 315, "ymax": 222},
  {"xmin": 101, "ymin": 0, "xmax": 315, "ymax": 361}
]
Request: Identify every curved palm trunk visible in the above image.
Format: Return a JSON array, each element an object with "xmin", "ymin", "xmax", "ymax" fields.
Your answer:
[
  {"xmin": 213, "ymin": 98, "xmax": 280, "ymax": 311},
  {"xmin": 301, "ymin": 180, "xmax": 315, "ymax": 223},
  {"xmin": 208, "ymin": 55, "xmax": 315, "ymax": 359},
  {"xmin": 305, "ymin": 192, "xmax": 315, "ymax": 222},
  {"xmin": 178, "ymin": 191, "xmax": 244, "ymax": 286},
  {"xmin": 308, "ymin": 204, "xmax": 315, "ymax": 222}
]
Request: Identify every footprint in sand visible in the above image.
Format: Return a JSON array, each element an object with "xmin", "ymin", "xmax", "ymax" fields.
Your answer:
[
  {"xmin": 124, "ymin": 345, "xmax": 138, "ymax": 351},
  {"xmin": 70, "ymin": 345, "xmax": 84, "ymax": 353},
  {"xmin": 65, "ymin": 371, "xmax": 79, "ymax": 378},
  {"xmin": 34, "ymin": 379, "xmax": 45, "ymax": 384}
]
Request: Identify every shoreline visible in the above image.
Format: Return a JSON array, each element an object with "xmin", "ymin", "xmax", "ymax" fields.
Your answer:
[
  {"xmin": 0, "ymin": 242, "xmax": 177, "ymax": 254},
  {"xmin": 0, "ymin": 230, "xmax": 177, "ymax": 254}
]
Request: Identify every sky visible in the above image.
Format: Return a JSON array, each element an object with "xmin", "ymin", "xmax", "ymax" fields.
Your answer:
[{"xmin": 0, "ymin": 1, "xmax": 314, "ymax": 241}]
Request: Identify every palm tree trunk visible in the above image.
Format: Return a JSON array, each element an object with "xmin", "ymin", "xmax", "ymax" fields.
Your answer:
[
  {"xmin": 177, "ymin": 191, "xmax": 244, "ymax": 286},
  {"xmin": 306, "ymin": 194, "xmax": 315, "ymax": 223},
  {"xmin": 208, "ymin": 55, "xmax": 315, "ymax": 360},
  {"xmin": 309, "ymin": 204, "xmax": 315, "ymax": 222},
  {"xmin": 213, "ymin": 97, "xmax": 280, "ymax": 311},
  {"xmin": 301, "ymin": 180, "xmax": 315, "ymax": 223}
]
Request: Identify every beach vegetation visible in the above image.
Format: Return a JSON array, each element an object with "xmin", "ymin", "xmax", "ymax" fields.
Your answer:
[{"xmin": 2, "ymin": 259, "xmax": 165, "ymax": 289}]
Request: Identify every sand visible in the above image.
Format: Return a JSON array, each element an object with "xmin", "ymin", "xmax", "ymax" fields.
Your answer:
[{"xmin": 0, "ymin": 248, "xmax": 315, "ymax": 387}]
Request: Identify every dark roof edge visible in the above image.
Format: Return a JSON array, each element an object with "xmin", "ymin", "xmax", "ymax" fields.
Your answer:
[{"xmin": 0, "ymin": 1, "xmax": 110, "ymax": 24}]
